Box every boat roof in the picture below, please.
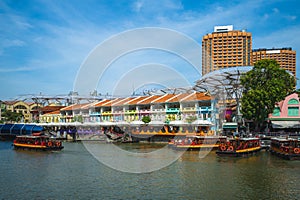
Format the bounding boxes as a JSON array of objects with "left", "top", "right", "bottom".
[
  {"left": 16, "top": 135, "right": 49, "bottom": 139},
  {"left": 271, "top": 137, "right": 299, "bottom": 142},
  {"left": 229, "top": 137, "right": 259, "bottom": 141},
  {"left": 186, "top": 135, "right": 227, "bottom": 139}
]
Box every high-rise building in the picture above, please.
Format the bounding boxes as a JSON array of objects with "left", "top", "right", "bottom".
[
  {"left": 202, "top": 25, "right": 252, "bottom": 75},
  {"left": 252, "top": 48, "right": 296, "bottom": 76}
]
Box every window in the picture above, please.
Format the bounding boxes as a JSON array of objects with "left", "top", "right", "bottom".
[
  {"left": 288, "top": 107, "right": 299, "bottom": 116},
  {"left": 288, "top": 99, "right": 299, "bottom": 105},
  {"left": 272, "top": 107, "right": 280, "bottom": 116}
]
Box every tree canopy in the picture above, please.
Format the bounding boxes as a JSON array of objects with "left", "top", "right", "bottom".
[
  {"left": 1, "top": 110, "right": 23, "bottom": 123},
  {"left": 240, "top": 59, "right": 295, "bottom": 131}
]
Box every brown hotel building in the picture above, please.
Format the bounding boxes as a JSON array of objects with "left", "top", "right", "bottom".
[
  {"left": 202, "top": 25, "right": 252, "bottom": 75},
  {"left": 252, "top": 48, "right": 296, "bottom": 76}
]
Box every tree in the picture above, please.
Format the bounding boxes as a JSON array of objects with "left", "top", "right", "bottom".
[
  {"left": 1, "top": 110, "right": 23, "bottom": 123},
  {"left": 240, "top": 59, "right": 295, "bottom": 131}
]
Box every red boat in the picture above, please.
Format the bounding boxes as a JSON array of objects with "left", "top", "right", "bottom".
[
  {"left": 169, "top": 136, "right": 227, "bottom": 150},
  {"left": 216, "top": 137, "right": 261, "bottom": 157},
  {"left": 269, "top": 137, "right": 300, "bottom": 160},
  {"left": 13, "top": 134, "right": 64, "bottom": 151}
]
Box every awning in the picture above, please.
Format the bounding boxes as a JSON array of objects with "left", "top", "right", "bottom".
[
  {"left": 271, "top": 121, "right": 300, "bottom": 129},
  {"left": 222, "top": 122, "right": 237, "bottom": 129}
]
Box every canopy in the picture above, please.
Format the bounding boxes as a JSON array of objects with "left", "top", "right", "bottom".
[
  {"left": 169, "top": 120, "right": 189, "bottom": 126},
  {"left": 0, "top": 124, "right": 43, "bottom": 135},
  {"left": 130, "top": 121, "right": 145, "bottom": 125},
  {"left": 271, "top": 121, "right": 300, "bottom": 129},
  {"left": 192, "top": 119, "right": 213, "bottom": 126},
  {"left": 222, "top": 122, "right": 238, "bottom": 129}
]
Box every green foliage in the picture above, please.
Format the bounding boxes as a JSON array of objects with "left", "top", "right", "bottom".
[
  {"left": 141, "top": 116, "right": 151, "bottom": 123},
  {"left": 1, "top": 110, "right": 23, "bottom": 122},
  {"left": 240, "top": 59, "right": 295, "bottom": 131}
]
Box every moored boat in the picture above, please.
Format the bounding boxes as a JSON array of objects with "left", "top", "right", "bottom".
[
  {"left": 169, "top": 136, "right": 227, "bottom": 150},
  {"left": 269, "top": 137, "right": 300, "bottom": 160},
  {"left": 216, "top": 137, "right": 261, "bottom": 157},
  {"left": 13, "top": 134, "right": 64, "bottom": 151},
  {"left": 129, "top": 124, "right": 215, "bottom": 143}
]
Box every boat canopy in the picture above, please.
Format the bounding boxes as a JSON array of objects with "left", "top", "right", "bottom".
[{"left": 0, "top": 124, "right": 44, "bottom": 135}]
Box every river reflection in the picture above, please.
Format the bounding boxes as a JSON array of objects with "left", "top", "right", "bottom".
[{"left": 0, "top": 141, "right": 299, "bottom": 200}]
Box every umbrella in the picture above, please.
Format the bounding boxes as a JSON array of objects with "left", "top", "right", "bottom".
[
  {"left": 192, "top": 119, "right": 213, "bottom": 126},
  {"left": 130, "top": 121, "right": 145, "bottom": 125},
  {"left": 169, "top": 120, "right": 188, "bottom": 126}
]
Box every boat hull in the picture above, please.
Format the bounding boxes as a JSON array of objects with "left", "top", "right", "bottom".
[
  {"left": 13, "top": 143, "right": 64, "bottom": 151},
  {"left": 216, "top": 147, "right": 262, "bottom": 157},
  {"left": 170, "top": 144, "right": 219, "bottom": 151},
  {"left": 269, "top": 149, "right": 300, "bottom": 160}
]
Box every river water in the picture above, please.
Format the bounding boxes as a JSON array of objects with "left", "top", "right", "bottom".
[{"left": 0, "top": 141, "right": 299, "bottom": 200}]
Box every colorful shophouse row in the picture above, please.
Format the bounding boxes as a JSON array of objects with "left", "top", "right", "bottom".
[{"left": 39, "top": 92, "right": 213, "bottom": 124}]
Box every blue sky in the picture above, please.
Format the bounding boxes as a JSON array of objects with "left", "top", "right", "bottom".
[{"left": 0, "top": 0, "right": 300, "bottom": 100}]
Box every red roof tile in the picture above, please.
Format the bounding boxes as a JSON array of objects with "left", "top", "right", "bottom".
[
  {"left": 94, "top": 99, "right": 112, "bottom": 107},
  {"left": 44, "top": 110, "right": 61, "bottom": 115},
  {"left": 180, "top": 92, "right": 211, "bottom": 102},
  {"left": 98, "top": 98, "right": 121, "bottom": 107},
  {"left": 112, "top": 97, "right": 135, "bottom": 106},
  {"left": 152, "top": 94, "right": 176, "bottom": 103},
  {"left": 124, "top": 96, "right": 150, "bottom": 105},
  {"left": 40, "top": 106, "right": 65, "bottom": 113},
  {"left": 137, "top": 95, "right": 161, "bottom": 105},
  {"left": 60, "top": 103, "right": 89, "bottom": 111},
  {"left": 166, "top": 93, "right": 191, "bottom": 103}
]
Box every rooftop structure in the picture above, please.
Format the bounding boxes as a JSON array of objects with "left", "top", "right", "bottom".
[
  {"left": 202, "top": 25, "right": 252, "bottom": 75},
  {"left": 252, "top": 47, "right": 296, "bottom": 76}
]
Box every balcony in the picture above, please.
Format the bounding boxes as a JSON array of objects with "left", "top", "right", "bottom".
[
  {"left": 182, "top": 107, "right": 196, "bottom": 112},
  {"left": 139, "top": 109, "right": 151, "bottom": 114},
  {"left": 102, "top": 111, "right": 112, "bottom": 116},
  {"left": 166, "top": 108, "right": 180, "bottom": 113},
  {"left": 90, "top": 112, "right": 101, "bottom": 116},
  {"left": 113, "top": 110, "right": 123, "bottom": 115},
  {"left": 197, "top": 107, "right": 212, "bottom": 113},
  {"left": 124, "top": 110, "right": 136, "bottom": 115},
  {"left": 152, "top": 109, "right": 165, "bottom": 113}
]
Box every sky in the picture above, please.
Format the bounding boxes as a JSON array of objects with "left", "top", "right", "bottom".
[{"left": 0, "top": 0, "right": 300, "bottom": 100}]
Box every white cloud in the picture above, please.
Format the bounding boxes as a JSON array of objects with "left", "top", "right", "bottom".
[
  {"left": 133, "top": 0, "right": 144, "bottom": 12},
  {"left": 0, "top": 66, "right": 36, "bottom": 73}
]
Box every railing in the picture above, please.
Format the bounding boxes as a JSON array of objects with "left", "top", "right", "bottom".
[
  {"left": 102, "top": 111, "right": 112, "bottom": 115},
  {"left": 124, "top": 110, "right": 136, "bottom": 114},
  {"left": 253, "top": 132, "right": 300, "bottom": 138},
  {"left": 152, "top": 109, "right": 165, "bottom": 112},
  {"left": 139, "top": 109, "right": 151, "bottom": 113},
  {"left": 166, "top": 108, "right": 180, "bottom": 113},
  {"left": 182, "top": 107, "right": 196, "bottom": 112},
  {"left": 89, "top": 112, "right": 101, "bottom": 116}
]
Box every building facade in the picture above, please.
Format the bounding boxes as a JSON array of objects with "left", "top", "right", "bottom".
[
  {"left": 269, "top": 93, "right": 300, "bottom": 130},
  {"left": 252, "top": 48, "right": 296, "bottom": 76},
  {"left": 202, "top": 25, "right": 252, "bottom": 75},
  {"left": 58, "top": 92, "right": 213, "bottom": 125},
  {"left": 2, "top": 101, "right": 41, "bottom": 122}
]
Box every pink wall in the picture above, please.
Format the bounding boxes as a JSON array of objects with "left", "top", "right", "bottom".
[{"left": 269, "top": 93, "right": 300, "bottom": 119}]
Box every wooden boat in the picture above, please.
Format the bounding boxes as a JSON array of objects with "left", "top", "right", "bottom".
[
  {"left": 129, "top": 124, "right": 215, "bottom": 142},
  {"left": 13, "top": 134, "right": 64, "bottom": 151},
  {"left": 216, "top": 137, "right": 261, "bottom": 156},
  {"left": 169, "top": 136, "right": 227, "bottom": 150},
  {"left": 269, "top": 137, "right": 300, "bottom": 160}
]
